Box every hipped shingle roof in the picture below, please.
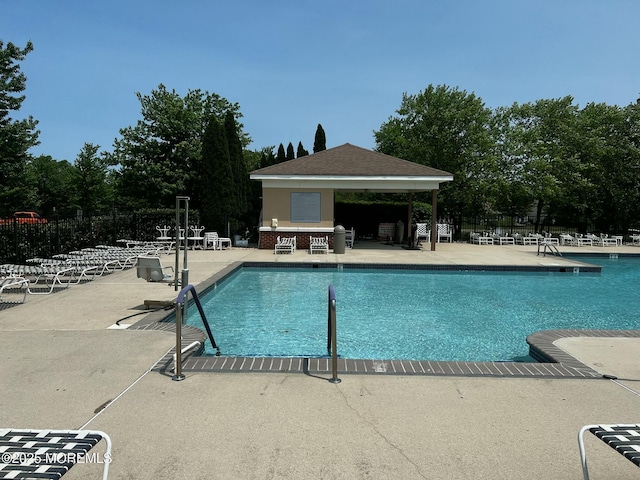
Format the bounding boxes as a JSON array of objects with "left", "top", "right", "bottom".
[{"left": 250, "top": 143, "right": 452, "bottom": 178}]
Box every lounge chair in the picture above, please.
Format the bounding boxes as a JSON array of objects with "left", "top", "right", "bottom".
[
  {"left": 309, "top": 236, "right": 329, "bottom": 254},
  {"left": 0, "top": 264, "right": 75, "bottom": 295},
  {"left": 578, "top": 423, "right": 640, "bottom": 479},
  {"left": 0, "top": 428, "right": 111, "bottom": 479},
  {"left": 274, "top": 236, "right": 296, "bottom": 254},
  {"left": 470, "top": 232, "right": 493, "bottom": 245},
  {"left": 0, "top": 276, "right": 29, "bottom": 304},
  {"left": 415, "top": 223, "right": 430, "bottom": 245},
  {"left": 136, "top": 256, "right": 174, "bottom": 282}
]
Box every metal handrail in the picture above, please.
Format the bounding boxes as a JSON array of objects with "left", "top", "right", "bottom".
[
  {"left": 173, "top": 284, "right": 219, "bottom": 381},
  {"left": 327, "top": 284, "right": 341, "bottom": 383}
]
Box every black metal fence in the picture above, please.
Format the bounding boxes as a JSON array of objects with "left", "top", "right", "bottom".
[
  {"left": 0, "top": 211, "right": 612, "bottom": 264},
  {"left": 0, "top": 211, "right": 198, "bottom": 264},
  {"left": 454, "top": 215, "right": 598, "bottom": 242}
]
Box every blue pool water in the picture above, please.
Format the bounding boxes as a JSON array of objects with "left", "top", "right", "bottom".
[{"left": 186, "top": 256, "right": 640, "bottom": 362}]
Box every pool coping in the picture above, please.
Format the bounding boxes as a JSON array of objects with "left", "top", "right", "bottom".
[{"left": 131, "top": 258, "right": 636, "bottom": 379}]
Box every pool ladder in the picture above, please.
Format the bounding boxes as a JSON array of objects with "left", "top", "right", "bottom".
[
  {"left": 173, "top": 284, "right": 219, "bottom": 381},
  {"left": 537, "top": 241, "right": 562, "bottom": 257}
]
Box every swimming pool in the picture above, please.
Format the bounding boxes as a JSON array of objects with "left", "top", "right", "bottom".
[{"left": 185, "top": 256, "right": 640, "bottom": 362}]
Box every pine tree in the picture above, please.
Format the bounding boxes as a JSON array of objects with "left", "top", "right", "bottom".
[
  {"left": 296, "top": 142, "right": 309, "bottom": 157},
  {"left": 199, "top": 117, "right": 233, "bottom": 233},
  {"left": 313, "top": 124, "right": 326, "bottom": 153},
  {"left": 286, "top": 142, "right": 295, "bottom": 160},
  {"left": 276, "top": 143, "right": 286, "bottom": 163},
  {"left": 224, "top": 111, "right": 248, "bottom": 217}
]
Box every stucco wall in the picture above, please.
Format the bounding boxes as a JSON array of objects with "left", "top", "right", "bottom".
[{"left": 261, "top": 187, "right": 334, "bottom": 228}]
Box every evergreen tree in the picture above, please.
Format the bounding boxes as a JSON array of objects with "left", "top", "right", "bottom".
[
  {"left": 313, "top": 124, "right": 326, "bottom": 152},
  {"left": 286, "top": 142, "right": 295, "bottom": 160},
  {"left": 259, "top": 149, "right": 276, "bottom": 168},
  {"left": 72, "top": 143, "right": 112, "bottom": 215},
  {"left": 297, "top": 141, "right": 309, "bottom": 157},
  {"left": 199, "top": 117, "right": 233, "bottom": 233},
  {"left": 224, "top": 111, "right": 248, "bottom": 217},
  {"left": 0, "top": 40, "right": 40, "bottom": 214},
  {"left": 276, "top": 143, "right": 286, "bottom": 163}
]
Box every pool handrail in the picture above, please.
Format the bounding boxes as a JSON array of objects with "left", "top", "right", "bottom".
[
  {"left": 173, "top": 284, "right": 219, "bottom": 381},
  {"left": 327, "top": 284, "right": 340, "bottom": 384}
]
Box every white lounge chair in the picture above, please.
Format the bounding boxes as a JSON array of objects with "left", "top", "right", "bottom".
[
  {"left": 136, "top": 256, "right": 174, "bottom": 282},
  {"left": 0, "top": 276, "right": 29, "bottom": 304},
  {"left": 274, "top": 236, "right": 296, "bottom": 254},
  {"left": 470, "top": 232, "right": 493, "bottom": 245},
  {"left": 309, "top": 236, "right": 329, "bottom": 254}
]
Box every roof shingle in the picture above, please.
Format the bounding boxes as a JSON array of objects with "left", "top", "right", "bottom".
[{"left": 250, "top": 143, "right": 452, "bottom": 177}]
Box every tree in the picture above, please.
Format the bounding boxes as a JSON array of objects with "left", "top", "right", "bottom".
[
  {"left": 493, "top": 97, "right": 579, "bottom": 231},
  {"left": 258, "top": 148, "right": 276, "bottom": 168},
  {"left": 313, "top": 124, "right": 326, "bottom": 152},
  {"left": 224, "top": 110, "right": 249, "bottom": 223},
  {"left": 296, "top": 141, "right": 309, "bottom": 157},
  {"left": 0, "top": 40, "right": 40, "bottom": 214},
  {"left": 199, "top": 117, "right": 233, "bottom": 233},
  {"left": 27, "top": 155, "right": 76, "bottom": 216},
  {"left": 72, "top": 143, "right": 113, "bottom": 215},
  {"left": 286, "top": 142, "right": 295, "bottom": 160},
  {"left": 109, "top": 84, "right": 246, "bottom": 209},
  {"left": 374, "top": 84, "right": 495, "bottom": 234},
  {"left": 276, "top": 143, "right": 286, "bottom": 163}
]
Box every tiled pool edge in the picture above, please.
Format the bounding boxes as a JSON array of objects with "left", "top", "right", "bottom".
[{"left": 131, "top": 320, "right": 617, "bottom": 380}]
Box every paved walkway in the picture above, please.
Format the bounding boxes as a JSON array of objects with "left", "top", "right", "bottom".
[{"left": 1, "top": 242, "right": 640, "bottom": 479}]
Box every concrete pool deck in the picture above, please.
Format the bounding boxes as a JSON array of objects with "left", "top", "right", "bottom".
[{"left": 2, "top": 241, "right": 640, "bottom": 479}]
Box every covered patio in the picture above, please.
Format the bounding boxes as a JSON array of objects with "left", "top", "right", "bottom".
[{"left": 249, "top": 143, "right": 454, "bottom": 250}]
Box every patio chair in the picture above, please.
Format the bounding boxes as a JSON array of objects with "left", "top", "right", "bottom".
[
  {"left": 0, "top": 428, "right": 111, "bottom": 479},
  {"left": 437, "top": 223, "right": 452, "bottom": 243},
  {"left": 578, "top": 423, "right": 640, "bottom": 480},
  {"left": 274, "top": 236, "right": 296, "bottom": 254},
  {"left": 415, "top": 223, "right": 430, "bottom": 245},
  {"left": 136, "top": 256, "right": 174, "bottom": 282},
  {"left": 345, "top": 227, "right": 355, "bottom": 248},
  {"left": 187, "top": 225, "right": 205, "bottom": 250},
  {"left": 309, "top": 236, "right": 329, "bottom": 254},
  {"left": 203, "top": 232, "right": 232, "bottom": 250},
  {"left": 156, "top": 225, "right": 171, "bottom": 241}
]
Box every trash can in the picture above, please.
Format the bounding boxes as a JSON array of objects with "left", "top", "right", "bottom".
[
  {"left": 395, "top": 220, "right": 404, "bottom": 244},
  {"left": 333, "top": 225, "right": 346, "bottom": 254}
]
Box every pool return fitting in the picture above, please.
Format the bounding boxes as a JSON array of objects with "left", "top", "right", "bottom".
[{"left": 326, "top": 284, "right": 341, "bottom": 384}]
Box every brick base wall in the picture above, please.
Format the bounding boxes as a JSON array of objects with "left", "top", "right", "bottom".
[{"left": 259, "top": 231, "right": 335, "bottom": 250}]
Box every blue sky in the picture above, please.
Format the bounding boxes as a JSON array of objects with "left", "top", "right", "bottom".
[{"left": 3, "top": 0, "right": 639, "bottom": 162}]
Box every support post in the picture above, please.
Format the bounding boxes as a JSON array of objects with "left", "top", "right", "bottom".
[
  {"left": 172, "top": 300, "right": 185, "bottom": 381},
  {"left": 431, "top": 190, "right": 438, "bottom": 251}
]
